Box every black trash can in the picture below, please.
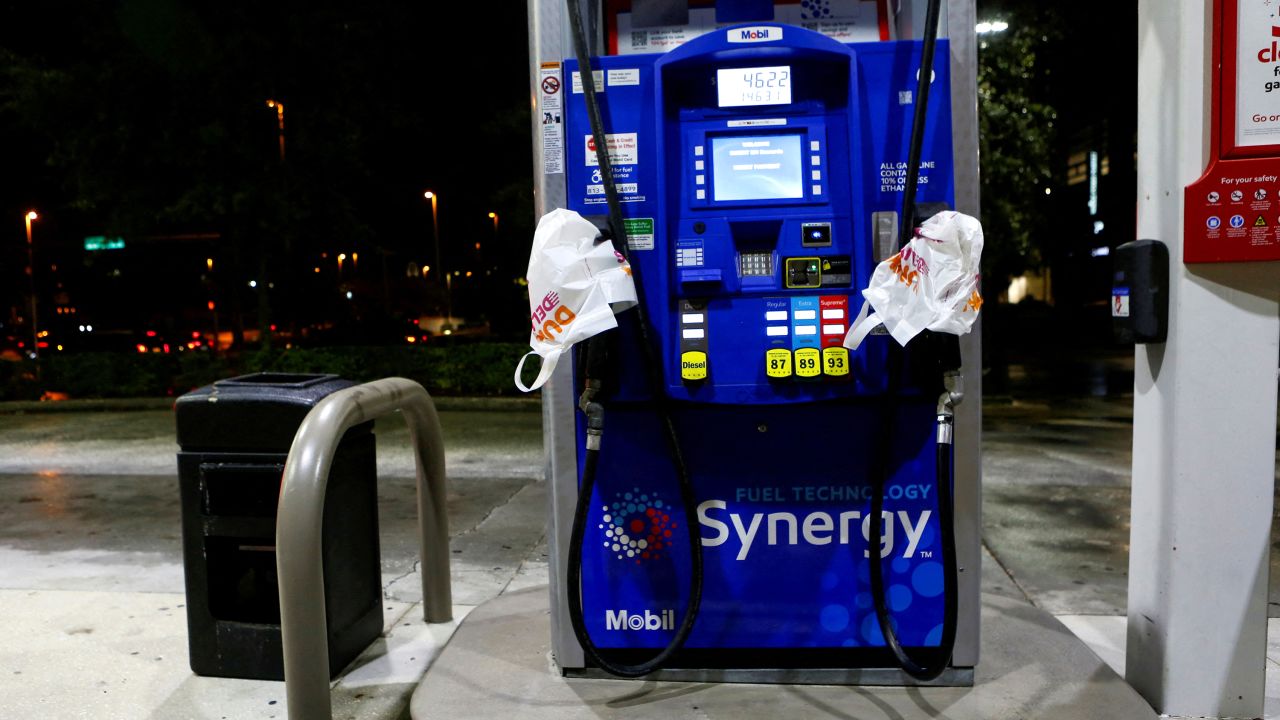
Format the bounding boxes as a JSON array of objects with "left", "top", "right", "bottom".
[{"left": 174, "top": 372, "right": 383, "bottom": 681}]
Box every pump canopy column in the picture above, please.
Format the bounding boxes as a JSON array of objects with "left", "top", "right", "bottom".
[{"left": 1127, "top": 0, "right": 1280, "bottom": 716}]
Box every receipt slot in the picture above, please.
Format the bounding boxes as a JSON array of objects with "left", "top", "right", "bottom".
[{"left": 541, "top": 19, "right": 978, "bottom": 684}]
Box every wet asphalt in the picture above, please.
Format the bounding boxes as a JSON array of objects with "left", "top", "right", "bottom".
[
  {"left": 0, "top": 352, "right": 1276, "bottom": 719},
  {"left": 0, "top": 355, "right": 1275, "bottom": 617}
]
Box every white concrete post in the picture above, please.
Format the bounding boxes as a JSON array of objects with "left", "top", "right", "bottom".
[{"left": 1128, "top": 1, "right": 1280, "bottom": 717}]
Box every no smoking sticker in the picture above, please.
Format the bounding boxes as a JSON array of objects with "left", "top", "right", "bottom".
[{"left": 538, "top": 64, "right": 564, "bottom": 175}]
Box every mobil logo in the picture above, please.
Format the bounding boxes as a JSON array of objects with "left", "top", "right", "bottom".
[
  {"left": 605, "top": 608, "right": 675, "bottom": 632},
  {"left": 728, "top": 25, "right": 783, "bottom": 43}
]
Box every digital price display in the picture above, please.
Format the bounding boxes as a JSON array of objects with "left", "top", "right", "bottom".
[
  {"left": 717, "top": 65, "right": 792, "bottom": 107},
  {"left": 711, "top": 134, "right": 804, "bottom": 201}
]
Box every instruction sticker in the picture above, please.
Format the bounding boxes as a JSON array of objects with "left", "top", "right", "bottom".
[
  {"left": 675, "top": 238, "right": 704, "bottom": 267},
  {"left": 879, "top": 159, "right": 936, "bottom": 193},
  {"left": 571, "top": 70, "right": 605, "bottom": 93},
  {"left": 623, "top": 217, "right": 655, "bottom": 251},
  {"left": 538, "top": 63, "right": 564, "bottom": 175},
  {"left": 727, "top": 118, "right": 788, "bottom": 128},
  {"left": 607, "top": 69, "right": 640, "bottom": 87}
]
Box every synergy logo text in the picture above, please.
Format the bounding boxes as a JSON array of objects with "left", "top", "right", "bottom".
[{"left": 698, "top": 500, "right": 933, "bottom": 561}]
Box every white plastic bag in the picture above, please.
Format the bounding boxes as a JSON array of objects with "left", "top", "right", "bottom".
[
  {"left": 514, "top": 209, "right": 637, "bottom": 392},
  {"left": 844, "top": 210, "right": 984, "bottom": 350}
]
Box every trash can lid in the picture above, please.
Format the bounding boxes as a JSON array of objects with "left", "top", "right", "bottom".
[{"left": 175, "top": 373, "right": 362, "bottom": 451}]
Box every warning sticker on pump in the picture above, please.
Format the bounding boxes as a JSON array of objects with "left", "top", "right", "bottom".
[
  {"left": 571, "top": 70, "right": 604, "bottom": 93},
  {"left": 539, "top": 63, "right": 564, "bottom": 175},
  {"left": 585, "top": 133, "right": 638, "bottom": 166},
  {"left": 879, "top": 159, "right": 935, "bottom": 194}
]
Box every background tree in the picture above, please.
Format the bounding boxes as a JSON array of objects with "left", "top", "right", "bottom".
[{"left": 976, "top": 6, "right": 1061, "bottom": 287}]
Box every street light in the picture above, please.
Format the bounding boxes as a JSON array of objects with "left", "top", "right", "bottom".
[
  {"left": 424, "top": 191, "right": 441, "bottom": 273},
  {"left": 24, "top": 210, "right": 39, "bottom": 359},
  {"left": 266, "top": 99, "right": 286, "bottom": 161},
  {"left": 488, "top": 211, "right": 499, "bottom": 232},
  {"left": 975, "top": 20, "right": 1009, "bottom": 34},
  {"left": 424, "top": 190, "right": 453, "bottom": 325}
]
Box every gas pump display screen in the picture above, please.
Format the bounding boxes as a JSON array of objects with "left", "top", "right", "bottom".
[
  {"left": 711, "top": 134, "right": 805, "bottom": 201},
  {"left": 716, "top": 66, "right": 792, "bottom": 107}
]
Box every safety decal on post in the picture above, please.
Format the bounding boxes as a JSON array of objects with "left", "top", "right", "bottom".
[{"left": 539, "top": 63, "right": 564, "bottom": 175}]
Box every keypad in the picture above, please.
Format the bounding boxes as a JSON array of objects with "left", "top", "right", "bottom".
[{"left": 739, "top": 252, "right": 773, "bottom": 277}]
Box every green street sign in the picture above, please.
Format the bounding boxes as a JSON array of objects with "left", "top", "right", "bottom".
[{"left": 84, "top": 236, "right": 125, "bottom": 251}]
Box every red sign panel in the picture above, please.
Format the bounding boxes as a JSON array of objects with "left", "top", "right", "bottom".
[{"left": 1185, "top": 0, "right": 1280, "bottom": 262}]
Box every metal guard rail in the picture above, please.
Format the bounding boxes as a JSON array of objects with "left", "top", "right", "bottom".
[{"left": 276, "top": 378, "right": 452, "bottom": 719}]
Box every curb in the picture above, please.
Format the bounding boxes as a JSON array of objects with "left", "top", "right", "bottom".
[{"left": 0, "top": 395, "right": 543, "bottom": 415}]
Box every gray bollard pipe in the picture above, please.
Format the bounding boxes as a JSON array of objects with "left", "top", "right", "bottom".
[{"left": 276, "top": 377, "right": 452, "bottom": 720}]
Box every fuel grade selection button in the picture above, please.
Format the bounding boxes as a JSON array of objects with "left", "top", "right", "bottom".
[
  {"left": 680, "top": 351, "right": 708, "bottom": 382},
  {"left": 822, "top": 346, "right": 850, "bottom": 377},
  {"left": 765, "top": 348, "right": 792, "bottom": 378},
  {"left": 794, "top": 347, "right": 821, "bottom": 378}
]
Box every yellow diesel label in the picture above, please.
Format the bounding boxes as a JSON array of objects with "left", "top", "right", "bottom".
[
  {"left": 681, "top": 351, "right": 708, "bottom": 381},
  {"left": 822, "top": 346, "right": 850, "bottom": 377},
  {"left": 794, "top": 347, "right": 821, "bottom": 378},
  {"left": 765, "top": 348, "right": 792, "bottom": 378}
]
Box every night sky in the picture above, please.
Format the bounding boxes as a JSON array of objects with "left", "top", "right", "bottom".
[
  {"left": 1, "top": 1, "right": 535, "bottom": 342},
  {"left": 1, "top": 1, "right": 1137, "bottom": 348}
]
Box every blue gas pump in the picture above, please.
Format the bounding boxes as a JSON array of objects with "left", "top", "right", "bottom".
[{"left": 548, "top": 2, "right": 974, "bottom": 684}]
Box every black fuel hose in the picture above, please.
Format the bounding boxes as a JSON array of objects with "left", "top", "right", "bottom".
[
  {"left": 865, "top": 0, "right": 961, "bottom": 681},
  {"left": 562, "top": 0, "right": 704, "bottom": 678},
  {"left": 867, "top": 351, "right": 959, "bottom": 680}
]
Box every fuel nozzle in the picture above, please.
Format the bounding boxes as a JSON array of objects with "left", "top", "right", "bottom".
[
  {"left": 924, "top": 332, "right": 963, "bottom": 446},
  {"left": 582, "top": 214, "right": 624, "bottom": 255},
  {"left": 936, "top": 367, "right": 963, "bottom": 446},
  {"left": 577, "top": 329, "right": 619, "bottom": 451},
  {"left": 579, "top": 387, "right": 605, "bottom": 451}
]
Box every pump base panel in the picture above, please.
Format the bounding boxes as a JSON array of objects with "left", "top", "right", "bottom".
[
  {"left": 409, "top": 585, "right": 1155, "bottom": 720},
  {"left": 564, "top": 666, "right": 973, "bottom": 686}
]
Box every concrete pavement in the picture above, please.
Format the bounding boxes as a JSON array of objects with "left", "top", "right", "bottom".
[{"left": 0, "top": 362, "right": 1277, "bottom": 718}]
